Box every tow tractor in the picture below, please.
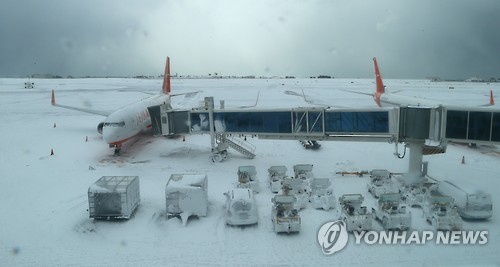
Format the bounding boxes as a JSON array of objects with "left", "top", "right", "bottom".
[
  {"left": 372, "top": 193, "right": 412, "bottom": 230},
  {"left": 339, "top": 194, "right": 372, "bottom": 232},
  {"left": 271, "top": 195, "right": 301, "bottom": 233}
]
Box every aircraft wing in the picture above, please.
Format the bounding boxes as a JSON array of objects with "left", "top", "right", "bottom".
[
  {"left": 170, "top": 90, "right": 203, "bottom": 98},
  {"left": 51, "top": 90, "right": 111, "bottom": 116},
  {"left": 341, "top": 89, "right": 373, "bottom": 96}
]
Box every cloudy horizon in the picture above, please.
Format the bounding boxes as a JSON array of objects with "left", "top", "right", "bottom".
[{"left": 1, "top": 0, "right": 500, "bottom": 79}]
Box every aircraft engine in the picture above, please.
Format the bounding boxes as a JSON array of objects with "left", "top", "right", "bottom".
[{"left": 97, "top": 122, "right": 104, "bottom": 134}]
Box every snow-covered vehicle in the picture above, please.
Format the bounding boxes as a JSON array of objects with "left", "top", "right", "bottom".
[
  {"left": 165, "top": 174, "right": 208, "bottom": 226},
  {"left": 437, "top": 180, "right": 492, "bottom": 220},
  {"left": 271, "top": 195, "right": 301, "bottom": 233},
  {"left": 400, "top": 181, "right": 437, "bottom": 208},
  {"left": 268, "top": 166, "right": 288, "bottom": 193},
  {"left": 237, "top": 165, "right": 260, "bottom": 193},
  {"left": 224, "top": 188, "right": 258, "bottom": 226},
  {"left": 293, "top": 164, "right": 314, "bottom": 180},
  {"left": 339, "top": 194, "right": 372, "bottom": 232},
  {"left": 309, "top": 178, "right": 336, "bottom": 210},
  {"left": 423, "top": 191, "right": 463, "bottom": 231},
  {"left": 293, "top": 164, "right": 314, "bottom": 194},
  {"left": 367, "top": 169, "right": 398, "bottom": 198},
  {"left": 280, "top": 178, "right": 308, "bottom": 210},
  {"left": 372, "top": 193, "right": 411, "bottom": 230}
]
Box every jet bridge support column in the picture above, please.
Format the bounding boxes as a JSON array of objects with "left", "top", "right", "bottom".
[
  {"left": 205, "top": 97, "right": 228, "bottom": 162},
  {"left": 207, "top": 97, "right": 215, "bottom": 151},
  {"left": 404, "top": 141, "right": 425, "bottom": 185},
  {"left": 398, "top": 107, "right": 431, "bottom": 185}
]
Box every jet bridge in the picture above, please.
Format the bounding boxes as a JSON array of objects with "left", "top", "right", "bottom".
[
  {"left": 148, "top": 97, "right": 500, "bottom": 183},
  {"left": 149, "top": 99, "right": 398, "bottom": 142}
]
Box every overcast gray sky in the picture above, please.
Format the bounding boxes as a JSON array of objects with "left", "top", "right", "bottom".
[{"left": 1, "top": 0, "right": 500, "bottom": 79}]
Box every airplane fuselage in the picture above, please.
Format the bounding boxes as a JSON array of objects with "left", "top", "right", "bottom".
[{"left": 102, "top": 94, "right": 170, "bottom": 146}]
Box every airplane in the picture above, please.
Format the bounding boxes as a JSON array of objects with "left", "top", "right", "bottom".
[
  {"left": 355, "top": 57, "right": 495, "bottom": 108},
  {"left": 52, "top": 57, "right": 174, "bottom": 155}
]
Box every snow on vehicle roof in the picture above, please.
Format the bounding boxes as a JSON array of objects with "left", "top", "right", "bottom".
[
  {"left": 370, "top": 169, "right": 391, "bottom": 177},
  {"left": 379, "top": 193, "right": 400, "bottom": 202},
  {"left": 238, "top": 165, "right": 257, "bottom": 174},
  {"left": 167, "top": 174, "right": 207, "bottom": 188},
  {"left": 268, "top": 165, "right": 287, "bottom": 174},
  {"left": 230, "top": 188, "right": 253, "bottom": 200},
  {"left": 341, "top": 194, "right": 364, "bottom": 203},
  {"left": 310, "top": 178, "right": 331, "bottom": 190},
  {"left": 89, "top": 176, "right": 138, "bottom": 193},
  {"left": 293, "top": 164, "right": 313, "bottom": 172}
]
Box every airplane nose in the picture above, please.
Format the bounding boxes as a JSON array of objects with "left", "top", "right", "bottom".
[{"left": 102, "top": 126, "right": 121, "bottom": 144}]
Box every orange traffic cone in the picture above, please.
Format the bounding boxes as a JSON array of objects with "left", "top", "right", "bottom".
[
  {"left": 50, "top": 149, "right": 54, "bottom": 156},
  {"left": 461, "top": 156, "right": 465, "bottom": 164}
]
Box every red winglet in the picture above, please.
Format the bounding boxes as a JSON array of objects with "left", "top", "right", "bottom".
[
  {"left": 162, "top": 57, "right": 171, "bottom": 94},
  {"left": 490, "top": 90, "right": 495, "bottom": 106}
]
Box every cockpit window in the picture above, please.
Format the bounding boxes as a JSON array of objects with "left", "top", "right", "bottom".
[{"left": 103, "top": 121, "right": 125, "bottom": 127}]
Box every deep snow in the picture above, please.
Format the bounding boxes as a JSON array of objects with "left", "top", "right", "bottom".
[{"left": 0, "top": 77, "right": 499, "bottom": 266}]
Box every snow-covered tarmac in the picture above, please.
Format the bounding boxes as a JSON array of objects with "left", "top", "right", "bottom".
[{"left": 0, "top": 78, "right": 498, "bottom": 266}]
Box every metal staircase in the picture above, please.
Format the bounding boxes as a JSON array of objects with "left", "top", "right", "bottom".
[{"left": 216, "top": 134, "right": 256, "bottom": 159}]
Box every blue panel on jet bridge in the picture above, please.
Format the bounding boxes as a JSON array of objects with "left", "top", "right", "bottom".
[
  {"left": 445, "top": 109, "right": 500, "bottom": 142},
  {"left": 190, "top": 111, "right": 293, "bottom": 133},
  {"left": 324, "top": 111, "right": 389, "bottom": 133}
]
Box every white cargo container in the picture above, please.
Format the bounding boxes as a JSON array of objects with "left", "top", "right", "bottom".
[
  {"left": 438, "top": 180, "right": 492, "bottom": 219},
  {"left": 88, "top": 176, "right": 140, "bottom": 220},
  {"left": 166, "top": 174, "right": 208, "bottom": 225}
]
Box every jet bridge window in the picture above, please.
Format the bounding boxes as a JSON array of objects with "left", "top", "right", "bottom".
[
  {"left": 445, "top": 110, "right": 468, "bottom": 139},
  {"left": 103, "top": 121, "right": 125, "bottom": 127},
  {"left": 468, "top": 112, "right": 492, "bottom": 141},
  {"left": 214, "top": 112, "right": 292, "bottom": 133},
  {"left": 492, "top": 113, "right": 500, "bottom": 142},
  {"left": 324, "top": 111, "right": 389, "bottom": 133}
]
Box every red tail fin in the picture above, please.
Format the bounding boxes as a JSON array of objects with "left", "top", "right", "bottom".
[
  {"left": 162, "top": 57, "right": 171, "bottom": 94},
  {"left": 373, "top": 57, "right": 385, "bottom": 94},
  {"left": 490, "top": 90, "right": 495, "bottom": 105},
  {"left": 373, "top": 57, "right": 385, "bottom": 107},
  {"left": 51, "top": 89, "right": 56, "bottom": 105}
]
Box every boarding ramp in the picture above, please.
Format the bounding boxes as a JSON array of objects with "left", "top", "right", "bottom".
[{"left": 216, "top": 134, "right": 256, "bottom": 159}]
